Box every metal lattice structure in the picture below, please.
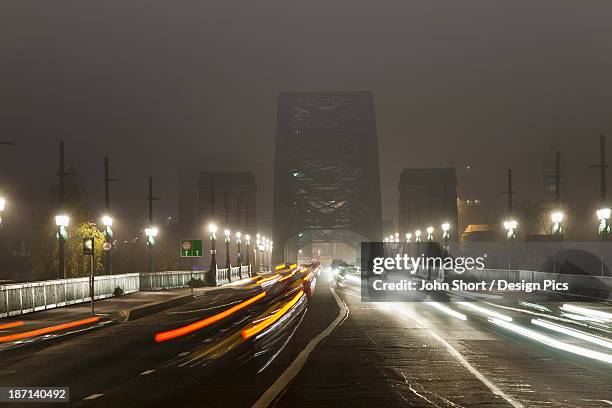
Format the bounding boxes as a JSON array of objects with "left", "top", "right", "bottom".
[{"left": 273, "top": 91, "right": 382, "bottom": 262}]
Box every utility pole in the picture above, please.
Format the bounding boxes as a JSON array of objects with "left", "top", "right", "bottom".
[
  {"left": 590, "top": 134, "right": 608, "bottom": 206},
  {"left": 546, "top": 151, "right": 562, "bottom": 206},
  {"left": 146, "top": 177, "right": 160, "bottom": 273},
  {"left": 501, "top": 168, "right": 514, "bottom": 215},
  {"left": 103, "top": 156, "right": 118, "bottom": 275},
  {"left": 57, "top": 141, "right": 75, "bottom": 279}
]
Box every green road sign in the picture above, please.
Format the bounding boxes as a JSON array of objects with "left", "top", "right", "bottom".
[{"left": 180, "top": 239, "right": 203, "bottom": 257}]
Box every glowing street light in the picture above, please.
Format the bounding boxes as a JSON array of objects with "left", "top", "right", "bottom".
[
  {"left": 0, "top": 197, "right": 6, "bottom": 229},
  {"left": 551, "top": 211, "right": 564, "bottom": 236},
  {"left": 236, "top": 231, "right": 243, "bottom": 277},
  {"left": 55, "top": 214, "right": 70, "bottom": 279},
  {"left": 426, "top": 226, "right": 434, "bottom": 241},
  {"left": 245, "top": 234, "right": 251, "bottom": 271},
  {"left": 224, "top": 228, "right": 231, "bottom": 273},
  {"left": 208, "top": 223, "right": 218, "bottom": 281},
  {"left": 394, "top": 232, "right": 400, "bottom": 243},
  {"left": 441, "top": 222, "right": 450, "bottom": 242},
  {"left": 101, "top": 214, "right": 114, "bottom": 275},
  {"left": 597, "top": 208, "right": 611, "bottom": 236},
  {"left": 145, "top": 227, "right": 158, "bottom": 246},
  {"left": 503, "top": 219, "right": 518, "bottom": 241},
  {"left": 415, "top": 230, "right": 422, "bottom": 243},
  {"left": 405, "top": 232, "right": 412, "bottom": 243}
]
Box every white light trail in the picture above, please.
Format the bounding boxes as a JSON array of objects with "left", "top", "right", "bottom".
[
  {"left": 458, "top": 302, "right": 512, "bottom": 322},
  {"left": 490, "top": 318, "right": 612, "bottom": 364},
  {"left": 561, "top": 305, "right": 612, "bottom": 322},
  {"left": 426, "top": 302, "right": 467, "bottom": 321},
  {"left": 531, "top": 319, "right": 612, "bottom": 350}
]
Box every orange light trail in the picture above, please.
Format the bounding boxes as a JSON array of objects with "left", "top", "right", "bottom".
[
  {"left": 154, "top": 291, "right": 267, "bottom": 343},
  {"left": 0, "top": 321, "right": 25, "bottom": 330},
  {"left": 0, "top": 317, "right": 99, "bottom": 343},
  {"left": 242, "top": 290, "right": 305, "bottom": 340},
  {"left": 256, "top": 274, "right": 280, "bottom": 285}
]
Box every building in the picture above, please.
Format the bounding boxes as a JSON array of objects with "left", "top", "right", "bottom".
[
  {"left": 197, "top": 171, "right": 257, "bottom": 235},
  {"left": 398, "top": 167, "right": 458, "bottom": 241}
]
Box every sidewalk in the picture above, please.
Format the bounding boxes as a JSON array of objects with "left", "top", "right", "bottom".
[{"left": 0, "top": 277, "right": 257, "bottom": 349}]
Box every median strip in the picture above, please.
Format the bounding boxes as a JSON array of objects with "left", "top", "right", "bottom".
[
  {"left": 0, "top": 317, "right": 100, "bottom": 343},
  {"left": 154, "top": 291, "right": 267, "bottom": 343}
]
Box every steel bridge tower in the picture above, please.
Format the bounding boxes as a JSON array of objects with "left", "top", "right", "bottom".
[{"left": 272, "top": 91, "right": 382, "bottom": 263}]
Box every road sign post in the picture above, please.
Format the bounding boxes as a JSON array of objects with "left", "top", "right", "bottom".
[
  {"left": 180, "top": 240, "right": 203, "bottom": 292},
  {"left": 83, "top": 237, "right": 95, "bottom": 316}
]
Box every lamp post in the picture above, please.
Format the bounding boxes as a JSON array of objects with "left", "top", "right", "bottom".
[
  {"left": 270, "top": 241, "right": 274, "bottom": 268},
  {"left": 597, "top": 208, "right": 610, "bottom": 276},
  {"left": 245, "top": 234, "right": 251, "bottom": 275},
  {"left": 394, "top": 232, "right": 400, "bottom": 243},
  {"left": 236, "top": 231, "right": 242, "bottom": 278},
  {"left": 55, "top": 214, "right": 69, "bottom": 279},
  {"left": 208, "top": 223, "right": 218, "bottom": 285},
  {"left": 405, "top": 232, "right": 412, "bottom": 243},
  {"left": 426, "top": 226, "right": 434, "bottom": 242},
  {"left": 441, "top": 223, "right": 450, "bottom": 243},
  {"left": 503, "top": 219, "right": 517, "bottom": 270},
  {"left": 0, "top": 197, "right": 5, "bottom": 230},
  {"left": 551, "top": 211, "right": 564, "bottom": 237},
  {"left": 256, "top": 233, "right": 261, "bottom": 272},
  {"left": 145, "top": 227, "right": 158, "bottom": 273},
  {"left": 414, "top": 230, "right": 422, "bottom": 243},
  {"left": 102, "top": 215, "right": 113, "bottom": 275},
  {"left": 224, "top": 229, "right": 231, "bottom": 280}
]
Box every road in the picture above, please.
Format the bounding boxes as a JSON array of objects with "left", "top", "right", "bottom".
[{"left": 0, "top": 266, "right": 610, "bottom": 407}]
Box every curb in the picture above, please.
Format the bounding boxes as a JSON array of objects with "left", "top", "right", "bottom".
[{"left": 119, "top": 294, "right": 195, "bottom": 321}]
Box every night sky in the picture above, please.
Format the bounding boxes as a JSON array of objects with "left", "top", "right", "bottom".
[{"left": 1, "top": 1, "right": 611, "bottom": 237}]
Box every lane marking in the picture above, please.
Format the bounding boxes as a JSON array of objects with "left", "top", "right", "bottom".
[
  {"left": 252, "top": 282, "right": 349, "bottom": 408},
  {"left": 140, "top": 369, "right": 156, "bottom": 375},
  {"left": 83, "top": 393, "right": 104, "bottom": 400},
  {"left": 178, "top": 352, "right": 190, "bottom": 357},
  {"left": 391, "top": 306, "right": 523, "bottom": 408}
]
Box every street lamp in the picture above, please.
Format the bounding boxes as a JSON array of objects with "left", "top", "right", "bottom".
[
  {"left": 551, "top": 211, "right": 564, "bottom": 236},
  {"left": 245, "top": 234, "right": 251, "bottom": 275},
  {"left": 55, "top": 214, "right": 70, "bottom": 279},
  {"left": 405, "top": 232, "right": 412, "bottom": 243},
  {"left": 224, "top": 229, "right": 231, "bottom": 275},
  {"left": 236, "top": 231, "right": 242, "bottom": 278},
  {"left": 102, "top": 215, "right": 114, "bottom": 275},
  {"left": 441, "top": 222, "right": 450, "bottom": 243},
  {"left": 208, "top": 223, "right": 218, "bottom": 284},
  {"left": 256, "top": 233, "right": 261, "bottom": 271},
  {"left": 145, "top": 226, "right": 158, "bottom": 273},
  {"left": 414, "top": 230, "right": 422, "bottom": 243},
  {"left": 503, "top": 220, "right": 518, "bottom": 241},
  {"left": 426, "top": 226, "right": 434, "bottom": 242},
  {"left": 270, "top": 241, "right": 274, "bottom": 267},
  {"left": 394, "top": 232, "right": 400, "bottom": 243},
  {"left": 0, "top": 196, "right": 5, "bottom": 229},
  {"left": 597, "top": 208, "right": 611, "bottom": 236}
]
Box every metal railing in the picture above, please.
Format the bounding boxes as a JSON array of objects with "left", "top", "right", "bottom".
[
  {"left": 0, "top": 273, "right": 139, "bottom": 318},
  {"left": 0, "top": 266, "right": 259, "bottom": 318}
]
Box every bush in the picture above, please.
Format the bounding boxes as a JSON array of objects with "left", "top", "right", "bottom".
[{"left": 113, "top": 286, "right": 124, "bottom": 296}]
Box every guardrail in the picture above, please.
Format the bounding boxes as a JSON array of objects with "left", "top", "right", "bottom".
[
  {"left": 0, "top": 273, "right": 139, "bottom": 318},
  {"left": 0, "top": 266, "right": 259, "bottom": 318}
]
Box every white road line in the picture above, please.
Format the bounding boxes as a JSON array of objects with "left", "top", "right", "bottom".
[
  {"left": 140, "top": 369, "right": 156, "bottom": 375},
  {"left": 178, "top": 352, "right": 190, "bottom": 357},
  {"left": 83, "top": 393, "right": 104, "bottom": 400},
  {"left": 251, "top": 283, "right": 349, "bottom": 408},
  {"left": 405, "top": 312, "right": 524, "bottom": 408}
]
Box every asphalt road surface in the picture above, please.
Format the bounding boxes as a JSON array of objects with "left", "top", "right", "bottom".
[{"left": 0, "top": 266, "right": 610, "bottom": 407}]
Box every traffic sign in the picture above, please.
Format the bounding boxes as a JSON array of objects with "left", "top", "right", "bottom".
[
  {"left": 83, "top": 237, "right": 94, "bottom": 256},
  {"left": 103, "top": 242, "right": 113, "bottom": 252},
  {"left": 180, "top": 239, "right": 203, "bottom": 257}
]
